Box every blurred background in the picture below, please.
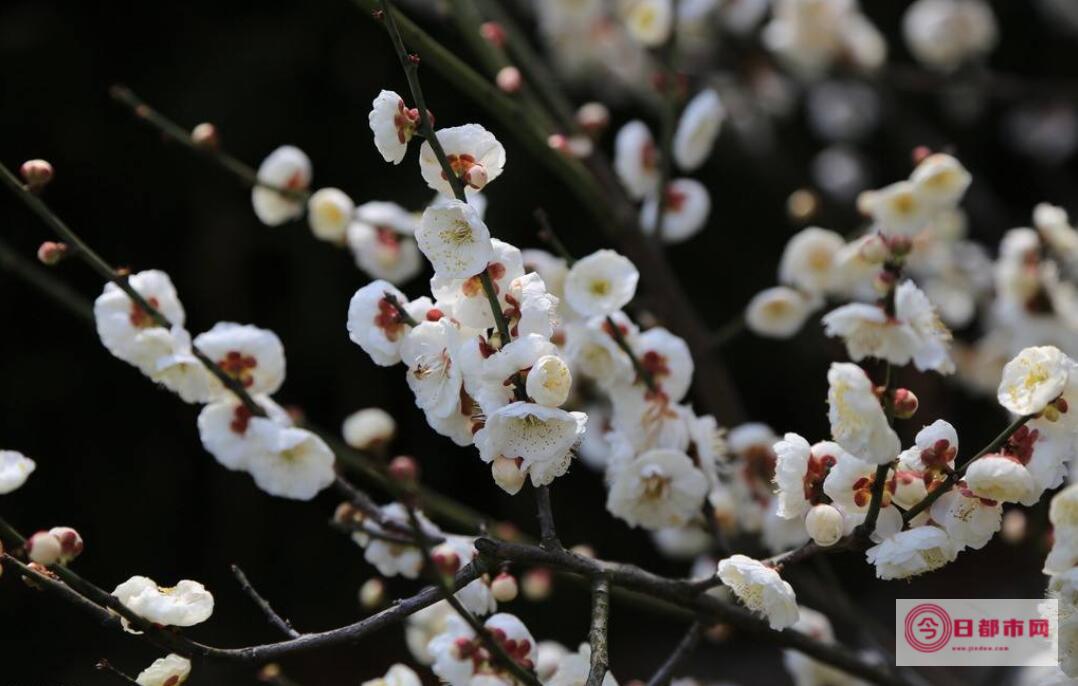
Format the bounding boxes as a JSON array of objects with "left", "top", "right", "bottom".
[{"left": 0, "top": 0, "right": 1076, "bottom": 683}]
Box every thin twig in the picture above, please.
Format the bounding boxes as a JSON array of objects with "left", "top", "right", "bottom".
[
  {"left": 586, "top": 576, "right": 611, "bottom": 686},
  {"left": 96, "top": 659, "right": 141, "bottom": 685},
  {"left": 645, "top": 622, "right": 702, "bottom": 686},
  {"left": 231, "top": 565, "right": 300, "bottom": 638},
  {"left": 534, "top": 484, "right": 561, "bottom": 549}
]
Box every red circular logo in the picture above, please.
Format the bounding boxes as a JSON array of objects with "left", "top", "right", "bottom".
[{"left": 905, "top": 603, "right": 952, "bottom": 653}]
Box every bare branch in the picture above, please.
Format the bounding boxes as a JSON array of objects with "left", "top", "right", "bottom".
[
  {"left": 646, "top": 622, "right": 702, "bottom": 686},
  {"left": 231, "top": 565, "right": 300, "bottom": 638},
  {"left": 586, "top": 576, "right": 611, "bottom": 686}
]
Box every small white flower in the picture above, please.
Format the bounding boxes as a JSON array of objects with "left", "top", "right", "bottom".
[
  {"left": 673, "top": 89, "right": 724, "bottom": 172},
  {"left": 347, "top": 281, "right": 422, "bottom": 366},
  {"left": 779, "top": 227, "right": 845, "bottom": 295},
  {"left": 342, "top": 408, "right": 397, "bottom": 451},
  {"left": 305, "top": 187, "right": 355, "bottom": 244},
  {"left": 867, "top": 181, "right": 932, "bottom": 237},
  {"left": 401, "top": 319, "right": 465, "bottom": 420},
  {"left": 827, "top": 363, "right": 900, "bottom": 465},
  {"left": 347, "top": 222, "right": 423, "bottom": 284},
  {"left": 865, "top": 526, "right": 959, "bottom": 580},
  {"left": 900, "top": 419, "right": 959, "bottom": 473},
  {"left": 417, "top": 200, "right": 494, "bottom": 278},
  {"left": 930, "top": 487, "right": 1001, "bottom": 550},
  {"left": 193, "top": 322, "right": 286, "bottom": 399},
  {"left": 607, "top": 448, "right": 709, "bottom": 529},
  {"left": 632, "top": 327, "right": 694, "bottom": 402},
  {"left": 565, "top": 313, "right": 637, "bottom": 387},
  {"left": 564, "top": 250, "right": 639, "bottom": 317},
  {"left": 822, "top": 452, "right": 902, "bottom": 539},
  {"left": 369, "top": 90, "right": 420, "bottom": 165},
  {"left": 438, "top": 535, "right": 497, "bottom": 616},
  {"left": 406, "top": 601, "right": 452, "bottom": 664},
  {"left": 419, "top": 124, "right": 506, "bottom": 196},
  {"left": 640, "top": 179, "right": 711, "bottom": 244},
  {"left": 428, "top": 612, "right": 537, "bottom": 686},
  {"left": 112, "top": 576, "right": 214, "bottom": 629},
  {"left": 997, "top": 346, "right": 1073, "bottom": 416},
  {"left": 252, "top": 146, "right": 311, "bottom": 226},
  {"left": 362, "top": 664, "right": 422, "bottom": 686},
  {"left": 243, "top": 422, "right": 336, "bottom": 500},
  {"left": 964, "top": 454, "right": 1037, "bottom": 504},
  {"left": 614, "top": 120, "right": 659, "bottom": 200},
  {"left": 623, "top": 0, "right": 673, "bottom": 46},
  {"left": 745, "top": 287, "right": 820, "bottom": 339},
  {"left": 717, "top": 554, "right": 799, "bottom": 629},
  {"left": 94, "top": 269, "right": 187, "bottom": 372},
  {"left": 197, "top": 395, "right": 291, "bottom": 471},
  {"left": 508, "top": 272, "right": 560, "bottom": 339},
  {"left": 903, "top": 0, "right": 997, "bottom": 73},
  {"left": 773, "top": 435, "right": 843, "bottom": 519},
  {"left": 431, "top": 239, "right": 524, "bottom": 330},
  {"left": 354, "top": 503, "right": 441, "bottom": 579},
  {"left": 526, "top": 354, "right": 573, "bottom": 407},
  {"left": 136, "top": 654, "right": 191, "bottom": 686},
  {"left": 475, "top": 402, "right": 587, "bottom": 493},
  {"left": 0, "top": 450, "right": 35, "bottom": 494},
  {"left": 910, "top": 153, "right": 972, "bottom": 209}
]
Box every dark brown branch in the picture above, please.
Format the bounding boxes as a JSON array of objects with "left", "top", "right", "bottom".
[
  {"left": 534, "top": 484, "right": 561, "bottom": 549},
  {"left": 231, "top": 565, "right": 300, "bottom": 638},
  {"left": 645, "top": 622, "right": 702, "bottom": 686},
  {"left": 95, "top": 659, "right": 141, "bottom": 685}
]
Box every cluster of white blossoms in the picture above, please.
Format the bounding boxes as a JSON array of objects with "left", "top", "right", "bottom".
[
  {"left": 762, "top": 0, "right": 886, "bottom": 79},
  {"left": 613, "top": 87, "right": 723, "bottom": 244},
  {"left": 93, "top": 270, "right": 335, "bottom": 500},
  {"left": 1043, "top": 485, "right": 1078, "bottom": 678},
  {"left": 746, "top": 152, "right": 973, "bottom": 340}
]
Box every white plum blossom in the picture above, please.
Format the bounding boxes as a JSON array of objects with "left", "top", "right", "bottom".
[
  {"left": 136, "top": 654, "right": 191, "bottom": 686},
  {"left": 196, "top": 395, "right": 291, "bottom": 471},
  {"left": 347, "top": 221, "right": 424, "bottom": 284},
  {"left": 964, "top": 454, "right": 1037, "bottom": 504},
  {"left": 418, "top": 200, "right": 494, "bottom": 278},
  {"left": 864, "top": 181, "right": 932, "bottom": 237},
  {"left": 565, "top": 250, "right": 640, "bottom": 317},
  {"left": 823, "top": 452, "right": 902, "bottom": 539},
  {"left": 613, "top": 120, "right": 659, "bottom": 200},
  {"left": 673, "top": 89, "right": 724, "bottom": 172},
  {"left": 779, "top": 227, "right": 845, "bottom": 295},
  {"left": 641, "top": 179, "right": 711, "bottom": 243},
  {"left": 419, "top": 124, "right": 506, "bottom": 196},
  {"left": 112, "top": 576, "right": 214, "bottom": 629},
  {"left": 526, "top": 354, "right": 573, "bottom": 407},
  {"left": 773, "top": 434, "right": 842, "bottom": 520},
  {"left": 369, "top": 90, "right": 420, "bottom": 165},
  {"left": 405, "top": 601, "right": 453, "bottom": 665},
  {"left": 827, "top": 363, "right": 900, "bottom": 465},
  {"left": 763, "top": 0, "right": 886, "bottom": 78},
  {"left": 475, "top": 402, "right": 587, "bottom": 493},
  {"left": 353, "top": 503, "right": 442, "bottom": 579},
  {"left": 632, "top": 327, "right": 694, "bottom": 402},
  {"left": 242, "top": 421, "right": 336, "bottom": 500},
  {"left": 193, "top": 323, "right": 286, "bottom": 400},
  {"left": 362, "top": 664, "right": 422, "bottom": 686},
  {"left": 903, "top": 0, "right": 998, "bottom": 73},
  {"left": 930, "top": 487, "right": 1002, "bottom": 550},
  {"left": 251, "top": 146, "right": 311, "bottom": 226},
  {"left": 745, "top": 287, "right": 821, "bottom": 338},
  {"left": 805, "top": 504, "right": 845, "bottom": 546},
  {"left": 899, "top": 419, "right": 959, "bottom": 474},
  {"left": 342, "top": 407, "right": 397, "bottom": 451},
  {"left": 606, "top": 448, "right": 709, "bottom": 529},
  {"left": 822, "top": 280, "right": 954, "bottom": 373},
  {"left": 437, "top": 535, "right": 497, "bottom": 616},
  {"left": 1046, "top": 484, "right": 1078, "bottom": 574},
  {"left": 307, "top": 187, "right": 355, "bottom": 243},
  {"left": 94, "top": 269, "right": 187, "bottom": 373},
  {"left": 347, "top": 281, "right": 424, "bottom": 366},
  {"left": 431, "top": 239, "right": 523, "bottom": 330},
  {"left": 428, "top": 612, "right": 537, "bottom": 686},
  {"left": 865, "top": 526, "right": 959, "bottom": 580},
  {"left": 0, "top": 450, "right": 35, "bottom": 494},
  {"left": 997, "top": 346, "right": 1073, "bottom": 416},
  {"left": 717, "top": 554, "right": 799, "bottom": 629},
  {"left": 622, "top": 0, "right": 673, "bottom": 46},
  {"left": 565, "top": 313, "right": 637, "bottom": 386},
  {"left": 910, "top": 154, "right": 972, "bottom": 209},
  {"left": 507, "top": 272, "right": 560, "bottom": 339},
  {"left": 401, "top": 319, "right": 465, "bottom": 422}
]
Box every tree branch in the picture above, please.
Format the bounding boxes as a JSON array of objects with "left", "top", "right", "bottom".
[
  {"left": 586, "top": 576, "right": 611, "bottom": 686},
  {"left": 231, "top": 564, "right": 300, "bottom": 638},
  {"left": 645, "top": 622, "right": 702, "bottom": 686}
]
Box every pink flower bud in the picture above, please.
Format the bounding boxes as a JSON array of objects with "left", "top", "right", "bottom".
[
  {"left": 20, "top": 159, "right": 53, "bottom": 189},
  {"left": 911, "top": 145, "right": 932, "bottom": 164},
  {"left": 48, "top": 527, "right": 83, "bottom": 562},
  {"left": 37, "top": 241, "right": 68, "bottom": 266},
  {"left": 576, "top": 102, "right": 610, "bottom": 134},
  {"left": 431, "top": 545, "right": 461, "bottom": 575},
  {"left": 892, "top": 388, "right": 919, "bottom": 419},
  {"left": 521, "top": 568, "right": 552, "bottom": 601},
  {"left": 496, "top": 66, "right": 522, "bottom": 94},
  {"left": 388, "top": 455, "right": 419, "bottom": 485},
  {"left": 887, "top": 235, "right": 913, "bottom": 258},
  {"left": 490, "top": 571, "right": 519, "bottom": 602},
  {"left": 191, "top": 122, "right": 219, "bottom": 149},
  {"left": 479, "top": 21, "right": 506, "bottom": 48},
  {"left": 547, "top": 134, "right": 570, "bottom": 154},
  {"left": 26, "top": 531, "right": 62, "bottom": 566},
  {"left": 359, "top": 577, "right": 385, "bottom": 609},
  {"left": 462, "top": 163, "right": 489, "bottom": 189}
]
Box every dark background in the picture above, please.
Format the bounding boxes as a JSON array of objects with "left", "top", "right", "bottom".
[{"left": 0, "top": 0, "right": 1074, "bottom": 683}]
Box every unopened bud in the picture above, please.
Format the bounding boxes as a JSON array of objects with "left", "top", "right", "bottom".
[
  {"left": 547, "top": 133, "right": 570, "bottom": 154},
  {"left": 859, "top": 234, "right": 889, "bottom": 264},
  {"left": 48, "top": 526, "right": 83, "bottom": 563},
  {"left": 342, "top": 408, "right": 396, "bottom": 451},
  {"left": 491, "top": 456, "right": 527, "bottom": 495},
  {"left": 431, "top": 544, "right": 461, "bottom": 575},
  {"left": 521, "top": 568, "right": 552, "bottom": 601},
  {"left": 37, "top": 241, "right": 68, "bottom": 265},
  {"left": 911, "top": 145, "right": 933, "bottom": 165},
  {"left": 576, "top": 102, "right": 610, "bottom": 135},
  {"left": 462, "top": 163, "right": 489, "bottom": 190},
  {"left": 479, "top": 21, "right": 506, "bottom": 48},
  {"left": 491, "top": 571, "right": 518, "bottom": 602},
  {"left": 1002, "top": 509, "right": 1027, "bottom": 544},
  {"left": 26, "top": 531, "right": 62, "bottom": 566},
  {"left": 892, "top": 388, "right": 919, "bottom": 419},
  {"left": 887, "top": 235, "right": 913, "bottom": 258},
  {"left": 804, "top": 504, "right": 844, "bottom": 547},
  {"left": 191, "top": 122, "right": 219, "bottom": 149},
  {"left": 20, "top": 159, "right": 54, "bottom": 190},
  {"left": 496, "top": 66, "right": 522, "bottom": 94},
  {"left": 388, "top": 455, "right": 419, "bottom": 485},
  {"left": 359, "top": 577, "right": 386, "bottom": 609}
]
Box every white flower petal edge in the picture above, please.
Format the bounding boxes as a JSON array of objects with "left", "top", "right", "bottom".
[
  {"left": 0, "top": 450, "right": 36, "bottom": 494},
  {"left": 717, "top": 554, "right": 799, "bottom": 629}
]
